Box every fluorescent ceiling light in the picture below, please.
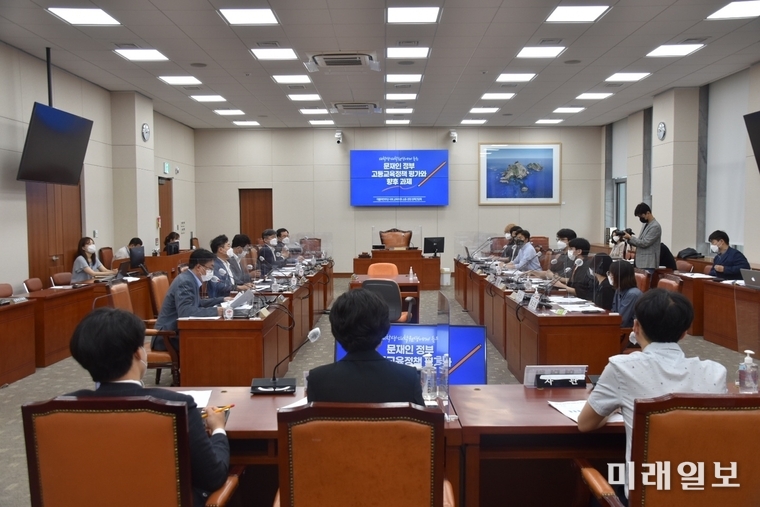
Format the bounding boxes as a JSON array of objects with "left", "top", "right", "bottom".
[
  {"left": 461, "top": 119, "right": 487, "bottom": 125},
  {"left": 536, "top": 119, "right": 564, "bottom": 124},
  {"left": 159, "top": 76, "right": 201, "bottom": 85},
  {"left": 288, "top": 94, "right": 321, "bottom": 101},
  {"left": 214, "top": 109, "right": 244, "bottom": 115},
  {"left": 546, "top": 6, "right": 610, "bottom": 22},
  {"left": 309, "top": 120, "right": 335, "bottom": 126},
  {"left": 300, "top": 108, "right": 329, "bottom": 115},
  {"left": 387, "top": 47, "right": 429, "bottom": 59},
  {"left": 387, "top": 7, "right": 440, "bottom": 23},
  {"left": 516, "top": 47, "right": 565, "bottom": 58},
  {"left": 114, "top": 49, "right": 167, "bottom": 61},
  {"left": 606, "top": 72, "right": 650, "bottom": 82},
  {"left": 470, "top": 107, "right": 499, "bottom": 114},
  {"left": 576, "top": 93, "right": 613, "bottom": 99},
  {"left": 219, "top": 8, "right": 278, "bottom": 25},
  {"left": 646, "top": 44, "right": 704, "bottom": 57},
  {"left": 47, "top": 8, "right": 119, "bottom": 25},
  {"left": 233, "top": 121, "right": 261, "bottom": 126},
  {"left": 386, "top": 120, "right": 411, "bottom": 125},
  {"left": 386, "top": 108, "right": 414, "bottom": 114},
  {"left": 553, "top": 107, "right": 585, "bottom": 113},
  {"left": 191, "top": 95, "right": 226, "bottom": 102},
  {"left": 707, "top": 1, "right": 760, "bottom": 19},
  {"left": 497, "top": 73, "right": 536, "bottom": 82},
  {"left": 251, "top": 48, "right": 298, "bottom": 60},
  {"left": 272, "top": 75, "right": 311, "bottom": 84},
  {"left": 386, "top": 93, "right": 417, "bottom": 100},
  {"left": 386, "top": 74, "right": 423, "bottom": 83},
  {"left": 482, "top": 93, "right": 515, "bottom": 100}
]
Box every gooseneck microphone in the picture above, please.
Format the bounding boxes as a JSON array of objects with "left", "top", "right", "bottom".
[{"left": 251, "top": 328, "right": 321, "bottom": 394}]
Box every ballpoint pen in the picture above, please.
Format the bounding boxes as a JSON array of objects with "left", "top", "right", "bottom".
[{"left": 201, "top": 404, "right": 235, "bottom": 419}]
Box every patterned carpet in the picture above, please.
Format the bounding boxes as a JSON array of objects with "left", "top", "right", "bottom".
[{"left": 0, "top": 278, "right": 744, "bottom": 506}]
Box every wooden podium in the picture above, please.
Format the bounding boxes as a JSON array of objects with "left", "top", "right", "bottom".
[{"left": 353, "top": 249, "right": 441, "bottom": 290}]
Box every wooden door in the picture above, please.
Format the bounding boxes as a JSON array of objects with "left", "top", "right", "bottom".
[
  {"left": 26, "top": 182, "right": 83, "bottom": 288},
  {"left": 239, "top": 189, "right": 272, "bottom": 243},
  {"left": 158, "top": 177, "right": 173, "bottom": 246}
]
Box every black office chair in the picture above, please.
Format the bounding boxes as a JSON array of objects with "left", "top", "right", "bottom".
[{"left": 361, "top": 279, "right": 416, "bottom": 323}]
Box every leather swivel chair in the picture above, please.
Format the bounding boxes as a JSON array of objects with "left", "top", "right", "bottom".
[
  {"left": 300, "top": 238, "right": 322, "bottom": 257},
  {"left": 50, "top": 272, "right": 72, "bottom": 287},
  {"left": 379, "top": 228, "right": 412, "bottom": 249},
  {"left": 98, "top": 247, "right": 114, "bottom": 272},
  {"left": 490, "top": 237, "right": 509, "bottom": 255},
  {"left": 22, "top": 396, "right": 242, "bottom": 507},
  {"left": 23, "top": 277, "right": 44, "bottom": 292},
  {"left": 675, "top": 260, "right": 693, "bottom": 273},
  {"left": 367, "top": 262, "right": 399, "bottom": 278},
  {"left": 0, "top": 283, "right": 12, "bottom": 298},
  {"left": 361, "top": 279, "right": 415, "bottom": 323},
  {"left": 633, "top": 269, "right": 650, "bottom": 293},
  {"left": 576, "top": 393, "right": 760, "bottom": 506},
  {"left": 656, "top": 274, "right": 682, "bottom": 293}
]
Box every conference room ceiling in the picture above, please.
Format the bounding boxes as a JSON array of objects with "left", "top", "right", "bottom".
[{"left": 1, "top": 0, "right": 759, "bottom": 130}]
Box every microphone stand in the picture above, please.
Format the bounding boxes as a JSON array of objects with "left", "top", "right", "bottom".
[
  {"left": 251, "top": 329, "right": 318, "bottom": 394},
  {"left": 471, "top": 236, "right": 497, "bottom": 258}
]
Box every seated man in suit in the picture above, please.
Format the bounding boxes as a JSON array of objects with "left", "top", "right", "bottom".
[
  {"left": 258, "top": 228, "right": 290, "bottom": 277},
  {"left": 504, "top": 229, "right": 541, "bottom": 272},
  {"left": 207, "top": 234, "right": 251, "bottom": 298},
  {"left": 153, "top": 248, "right": 225, "bottom": 351},
  {"left": 113, "top": 237, "right": 142, "bottom": 260},
  {"left": 708, "top": 230, "right": 750, "bottom": 280},
  {"left": 68, "top": 307, "right": 230, "bottom": 507},
  {"left": 229, "top": 234, "right": 255, "bottom": 284},
  {"left": 307, "top": 289, "right": 424, "bottom": 405},
  {"left": 578, "top": 289, "right": 727, "bottom": 503},
  {"left": 553, "top": 238, "right": 595, "bottom": 300}
]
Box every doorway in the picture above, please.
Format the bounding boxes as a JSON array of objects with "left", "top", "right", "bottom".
[
  {"left": 239, "top": 189, "right": 273, "bottom": 244},
  {"left": 158, "top": 177, "right": 174, "bottom": 248}
]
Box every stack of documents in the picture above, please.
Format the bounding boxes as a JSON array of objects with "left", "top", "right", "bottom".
[{"left": 548, "top": 400, "right": 623, "bottom": 424}]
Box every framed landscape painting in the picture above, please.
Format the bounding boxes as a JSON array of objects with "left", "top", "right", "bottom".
[{"left": 478, "top": 143, "right": 561, "bottom": 205}]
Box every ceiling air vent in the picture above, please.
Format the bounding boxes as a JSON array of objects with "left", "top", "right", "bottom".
[
  {"left": 682, "top": 37, "right": 709, "bottom": 45},
  {"left": 398, "top": 40, "right": 419, "bottom": 47},
  {"left": 256, "top": 41, "right": 280, "bottom": 48},
  {"left": 332, "top": 102, "right": 381, "bottom": 115},
  {"left": 306, "top": 52, "right": 380, "bottom": 72},
  {"left": 540, "top": 38, "right": 563, "bottom": 45},
  {"left": 394, "top": 84, "right": 412, "bottom": 89},
  {"left": 288, "top": 85, "right": 306, "bottom": 90},
  {"left": 183, "top": 86, "right": 201, "bottom": 91},
  {"left": 605, "top": 83, "right": 623, "bottom": 87}
]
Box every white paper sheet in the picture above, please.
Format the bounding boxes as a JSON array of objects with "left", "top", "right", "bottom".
[
  {"left": 558, "top": 304, "right": 605, "bottom": 313},
  {"left": 548, "top": 400, "right": 624, "bottom": 424},
  {"left": 678, "top": 273, "right": 713, "bottom": 279},
  {"left": 279, "top": 396, "right": 308, "bottom": 410},
  {"left": 548, "top": 295, "right": 587, "bottom": 304},
  {"left": 178, "top": 390, "right": 212, "bottom": 408}
]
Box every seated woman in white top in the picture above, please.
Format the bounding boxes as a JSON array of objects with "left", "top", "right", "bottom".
[{"left": 71, "top": 237, "right": 114, "bottom": 283}]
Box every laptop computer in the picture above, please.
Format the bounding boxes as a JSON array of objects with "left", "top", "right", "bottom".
[{"left": 741, "top": 269, "right": 760, "bottom": 290}]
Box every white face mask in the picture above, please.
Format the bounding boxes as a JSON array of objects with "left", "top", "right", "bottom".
[
  {"left": 201, "top": 269, "right": 214, "bottom": 282},
  {"left": 282, "top": 237, "right": 290, "bottom": 245},
  {"left": 556, "top": 240, "right": 567, "bottom": 250},
  {"left": 505, "top": 233, "right": 511, "bottom": 240},
  {"left": 269, "top": 238, "right": 278, "bottom": 247},
  {"left": 226, "top": 248, "right": 236, "bottom": 259},
  {"left": 612, "top": 235, "right": 619, "bottom": 242},
  {"left": 567, "top": 250, "right": 576, "bottom": 260},
  {"left": 608, "top": 275, "right": 614, "bottom": 286},
  {"left": 710, "top": 243, "right": 719, "bottom": 254},
  {"left": 86, "top": 244, "right": 97, "bottom": 254},
  {"left": 629, "top": 331, "right": 638, "bottom": 346}
]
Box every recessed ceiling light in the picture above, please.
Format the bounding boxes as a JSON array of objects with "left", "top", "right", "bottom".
[
  {"left": 646, "top": 44, "right": 704, "bottom": 57},
  {"left": 114, "top": 49, "right": 168, "bottom": 61},
  {"left": 546, "top": 6, "right": 610, "bottom": 22},
  {"left": 251, "top": 48, "right": 298, "bottom": 60},
  {"left": 233, "top": 121, "right": 261, "bottom": 126},
  {"left": 386, "top": 93, "right": 417, "bottom": 100},
  {"left": 536, "top": 119, "right": 564, "bottom": 124},
  {"left": 482, "top": 93, "right": 516, "bottom": 100},
  {"left": 387, "top": 48, "right": 429, "bottom": 59},
  {"left": 386, "top": 119, "right": 411, "bottom": 125},
  {"left": 47, "top": 8, "right": 120, "bottom": 25},
  {"left": 309, "top": 120, "right": 335, "bottom": 126},
  {"left": 606, "top": 72, "right": 651, "bottom": 82},
  {"left": 219, "top": 8, "right": 278, "bottom": 25},
  {"left": 470, "top": 107, "right": 499, "bottom": 114},
  {"left": 576, "top": 93, "right": 613, "bottom": 99},
  {"left": 191, "top": 95, "right": 226, "bottom": 102},
  {"left": 272, "top": 75, "right": 311, "bottom": 84},
  {"left": 288, "top": 94, "right": 321, "bottom": 101},
  {"left": 214, "top": 109, "right": 245, "bottom": 115},
  {"left": 300, "top": 108, "right": 329, "bottom": 115},
  {"left": 159, "top": 76, "right": 201, "bottom": 85},
  {"left": 707, "top": 1, "right": 760, "bottom": 19},
  {"left": 461, "top": 119, "right": 487, "bottom": 125},
  {"left": 516, "top": 47, "right": 565, "bottom": 58},
  {"left": 497, "top": 73, "right": 536, "bottom": 82},
  {"left": 387, "top": 7, "right": 440, "bottom": 23},
  {"left": 554, "top": 107, "right": 585, "bottom": 113},
  {"left": 386, "top": 74, "right": 423, "bottom": 83}
]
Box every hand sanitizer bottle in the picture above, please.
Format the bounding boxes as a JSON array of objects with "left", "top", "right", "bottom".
[
  {"left": 421, "top": 353, "right": 437, "bottom": 402},
  {"left": 739, "top": 350, "right": 758, "bottom": 394},
  {"left": 290, "top": 273, "right": 298, "bottom": 287},
  {"left": 437, "top": 354, "right": 449, "bottom": 400},
  {"left": 409, "top": 266, "right": 414, "bottom": 279}
]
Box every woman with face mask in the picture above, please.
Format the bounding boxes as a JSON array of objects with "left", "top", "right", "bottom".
[
  {"left": 71, "top": 236, "right": 115, "bottom": 283},
  {"left": 609, "top": 230, "right": 628, "bottom": 259},
  {"left": 609, "top": 260, "right": 643, "bottom": 328}
]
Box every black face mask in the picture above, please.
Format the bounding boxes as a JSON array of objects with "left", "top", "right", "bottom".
[
  {"left": 639, "top": 216, "right": 647, "bottom": 223},
  {"left": 514, "top": 239, "right": 524, "bottom": 246}
]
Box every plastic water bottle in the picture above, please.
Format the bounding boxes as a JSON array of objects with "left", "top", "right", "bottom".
[
  {"left": 437, "top": 354, "right": 449, "bottom": 400},
  {"left": 409, "top": 266, "right": 414, "bottom": 279},
  {"left": 421, "top": 353, "right": 437, "bottom": 402},
  {"left": 738, "top": 350, "right": 758, "bottom": 394}
]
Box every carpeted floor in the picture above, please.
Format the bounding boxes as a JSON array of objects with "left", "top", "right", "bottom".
[{"left": 0, "top": 278, "right": 744, "bottom": 506}]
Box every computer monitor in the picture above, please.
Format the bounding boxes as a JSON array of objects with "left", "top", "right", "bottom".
[
  {"left": 423, "top": 237, "right": 444, "bottom": 257},
  {"left": 165, "top": 241, "right": 180, "bottom": 256},
  {"left": 129, "top": 246, "right": 145, "bottom": 269}
]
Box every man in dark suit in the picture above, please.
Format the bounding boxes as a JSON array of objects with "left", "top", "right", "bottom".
[
  {"left": 153, "top": 248, "right": 225, "bottom": 351},
  {"left": 307, "top": 289, "right": 424, "bottom": 405},
  {"left": 68, "top": 308, "right": 230, "bottom": 507},
  {"left": 258, "top": 228, "right": 289, "bottom": 277},
  {"left": 228, "top": 234, "right": 254, "bottom": 284}
]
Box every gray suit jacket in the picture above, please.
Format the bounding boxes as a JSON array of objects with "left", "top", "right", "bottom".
[
  {"left": 153, "top": 269, "right": 224, "bottom": 349},
  {"left": 628, "top": 218, "right": 661, "bottom": 269},
  {"left": 228, "top": 255, "right": 251, "bottom": 284}
]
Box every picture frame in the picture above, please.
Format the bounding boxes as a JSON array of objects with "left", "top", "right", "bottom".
[{"left": 479, "top": 143, "right": 561, "bottom": 205}]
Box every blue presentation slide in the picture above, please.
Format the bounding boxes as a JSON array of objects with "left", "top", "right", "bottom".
[
  {"left": 350, "top": 149, "right": 449, "bottom": 206},
  {"left": 335, "top": 324, "right": 486, "bottom": 385}
]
